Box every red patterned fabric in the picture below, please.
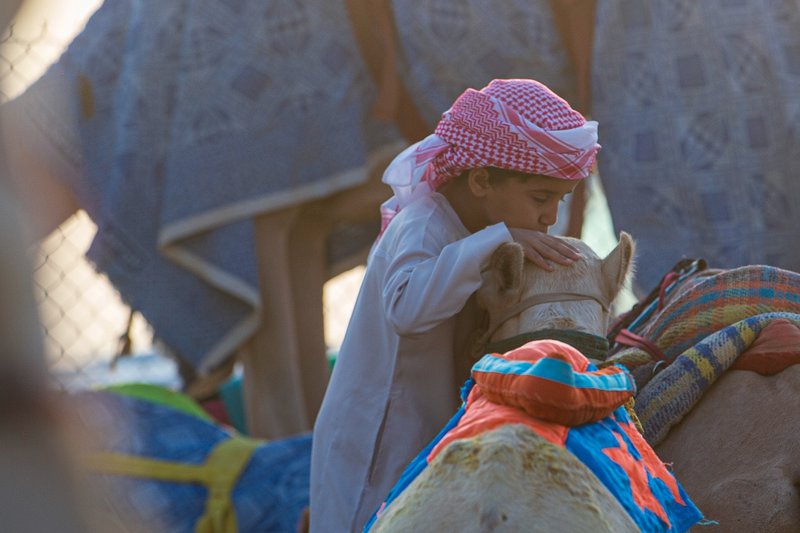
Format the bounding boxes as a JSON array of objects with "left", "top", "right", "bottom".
[
  {"left": 380, "top": 79, "right": 599, "bottom": 233},
  {"left": 432, "top": 80, "right": 596, "bottom": 187}
]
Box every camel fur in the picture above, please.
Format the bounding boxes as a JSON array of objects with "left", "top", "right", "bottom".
[
  {"left": 655, "top": 367, "right": 800, "bottom": 532},
  {"left": 371, "top": 425, "right": 638, "bottom": 533},
  {"left": 477, "top": 232, "right": 633, "bottom": 348}
]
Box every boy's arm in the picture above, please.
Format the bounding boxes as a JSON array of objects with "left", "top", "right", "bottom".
[{"left": 382, "top": 223, "right": 512, "bottom": 336}]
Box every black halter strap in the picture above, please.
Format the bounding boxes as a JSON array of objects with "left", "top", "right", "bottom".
[{"left": 485, "top": 329, "right": 610, "bottom": 359}]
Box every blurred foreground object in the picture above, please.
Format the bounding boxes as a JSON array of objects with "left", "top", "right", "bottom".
[
  {"left": 0, "top": 188, "right": 106, "bottom": 531},
  {"left": 1, "top": 1, "right": 117, "bottom": 521}
]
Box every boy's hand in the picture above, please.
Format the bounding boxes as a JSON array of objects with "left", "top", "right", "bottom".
[{"left": 507, "top": 228, "right": 582, "bottom": 271}]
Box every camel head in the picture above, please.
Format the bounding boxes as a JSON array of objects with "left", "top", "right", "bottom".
[{"left": 477, "top": 233, "right": 635, "bottom": 347}]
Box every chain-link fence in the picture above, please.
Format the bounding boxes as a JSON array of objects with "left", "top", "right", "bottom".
[
  {"left": 0, "top": 4, "right": 157, "bottom": 389},
  {"left": 32, "top": 212, "right": 164, "bottom": 389},
  {"left": 2, "top": 4, "right": 366, "bottom": 390}
]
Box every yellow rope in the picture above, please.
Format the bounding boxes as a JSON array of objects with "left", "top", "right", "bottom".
[
  {"left": 624, "top": 398, "right": 644, "bottom": 435},
  {"left": 83, "top": 437, "right": 261, "bottom": 533}
]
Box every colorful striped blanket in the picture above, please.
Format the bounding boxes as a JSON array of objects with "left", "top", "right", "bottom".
[
  {"left": 604, "top": 266, "right": 800, "bottom": 445},
  {"left": 366, "top": 340, "right": 702, "bottom": 532}
]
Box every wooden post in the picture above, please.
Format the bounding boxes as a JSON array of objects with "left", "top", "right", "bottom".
[
  {"left": 288, "top": 205, "right": 331, "bottom": 427},
  {"left": 242, "top": 206, "right": 310, "bottom": 438},
  {"left": 240, "top": 153, "right": 394, "bottom": 438}
]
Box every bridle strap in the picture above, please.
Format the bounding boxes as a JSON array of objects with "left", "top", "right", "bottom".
[
  {"left": 485, "top": 329, "right": 610, "bottom": 358},
  {"left": 486, "top": 291, "right": 610, "bottom": 341}
]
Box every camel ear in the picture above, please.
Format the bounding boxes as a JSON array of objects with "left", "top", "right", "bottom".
[
  {"left": 601, "top": 232, "right": 635, "bottom": 302},
  {"left": 489, "top": 242, "right": 525, "bottom": 294}
]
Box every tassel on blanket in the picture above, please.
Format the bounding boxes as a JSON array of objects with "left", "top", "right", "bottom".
[{"left": 623, "top": 397, "right": 643, "bottom": 435}]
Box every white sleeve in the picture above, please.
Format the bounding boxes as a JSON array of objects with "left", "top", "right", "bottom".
[{"left": 382, "top": 222, "right": 512, "bottom": 336}]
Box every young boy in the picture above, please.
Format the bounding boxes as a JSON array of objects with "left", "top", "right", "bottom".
[{"left": 310, "top": 79, "right": 600, "bottom": 532}]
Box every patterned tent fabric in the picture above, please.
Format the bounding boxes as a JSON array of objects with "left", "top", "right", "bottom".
[
  {"left": 16, "top": 0, "right": 403, "bottom": 371},
  {"left": 392, "top": 0, "right": 575, "bottom": 124},
  {"left": 592, "top": 1, "right": 800, "bottom": 290},
  {"left": 75, "top": 391, "right": 311, "bottom": 533},
  {"left": 12, "top": 0, "right": 583, "bottom": 372}
]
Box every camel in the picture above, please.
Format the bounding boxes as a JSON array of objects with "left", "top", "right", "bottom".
[
  {"left": 603, "top": 262, "right": 800, "bottom": 531},
  {"left": 371, "top": 233, "right": 653, "bottom": 532},
  {"left": 370, "top": 229, "right": 800, "bottom": 532},
  {"left": 642, "top": 281, "right": 800, "bottom": 530},
  {"left": 371, "top": 424, "right": 638, "bottom": 532},
  {"left": 655, "top": 367, "right": 800, "bottom": 531}
]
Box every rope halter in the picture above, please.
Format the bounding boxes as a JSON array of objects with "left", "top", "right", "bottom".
[{"left": 485, "top": 290, "right": 611, "bottom": 345}]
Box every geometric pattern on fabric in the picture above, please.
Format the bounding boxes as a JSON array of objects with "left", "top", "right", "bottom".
[
  {"left": 566, "top": 409, "right": 701, "bottom": 533},
  {"left": 73, "top": 392, "right": 311, "bottom": 533},
  {"left": 431, "top": 80, "right": 598, "bottom": 188},
  {"left": 634, "top": 312, "right": 800, "bottom": 446},
  {"left": 376, "top": 76, "right": 599, "bottom": 233},
  {"left": 23, "top": 0, "right": 400, "bottom": 370},
  {"left": 592, "top": 0, "right": 800, "bottom": 289},
  {"left": 609, "top": 266, "right": 800, "bottom": 367},
  {"left": 365, "top": 340, "right": 701, "bottom": 532},
  {"left": 604, "top": 265, "right": 800, "bottom": 444},
  {"left": 392, "top": 0, "right": 576, "bottom": 126}
]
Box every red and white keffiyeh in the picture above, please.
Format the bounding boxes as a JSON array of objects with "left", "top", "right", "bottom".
[{"left": 380, "top": 79, "right": 600, "bottom": 233}]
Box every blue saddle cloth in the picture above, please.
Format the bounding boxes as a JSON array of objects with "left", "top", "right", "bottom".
[{"left": 75, "top": 391, "right": 311, "bottom": 532}]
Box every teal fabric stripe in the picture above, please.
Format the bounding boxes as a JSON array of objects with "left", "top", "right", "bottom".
[{"left": 473, "top": 354, "right": 633, "bottom": 392}]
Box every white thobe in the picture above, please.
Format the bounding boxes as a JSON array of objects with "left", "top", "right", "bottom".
[{"left": 310, "top": 193, "right": 513, "bottom": 532}]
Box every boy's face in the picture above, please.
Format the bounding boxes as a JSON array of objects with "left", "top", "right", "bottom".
[{"left": 481, "top": 173, "right": 580, "bottom": 232}]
